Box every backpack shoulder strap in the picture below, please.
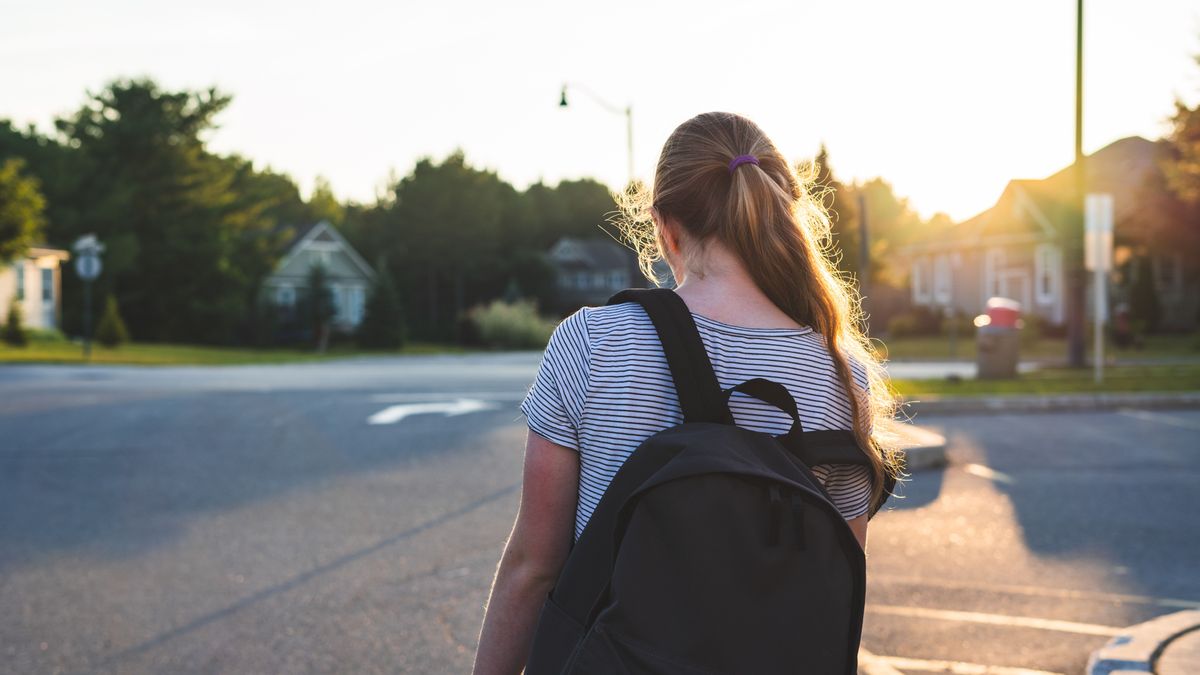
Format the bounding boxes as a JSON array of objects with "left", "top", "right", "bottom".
[{"left": 607, "top": 288, "right": 732, "bottom": 425}]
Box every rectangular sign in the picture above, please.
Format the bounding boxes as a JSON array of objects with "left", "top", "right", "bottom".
[{"left": 1084, "top": 193, "right": 1113, "bottom": 272}]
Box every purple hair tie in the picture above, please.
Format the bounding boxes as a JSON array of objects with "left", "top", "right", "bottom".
[{"left": 728, "top": 154, "right": 759, "bottom": 174}]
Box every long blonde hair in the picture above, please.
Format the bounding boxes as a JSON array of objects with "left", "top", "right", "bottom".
[{"left": 615, "top": 112, "right": 903, "bottom": 514}]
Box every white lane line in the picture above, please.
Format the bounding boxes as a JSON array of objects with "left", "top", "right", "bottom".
[
  {"left": 875, "top": 655, "right": 1063, "bottom": 675},
  {"left": 869, "top": 574, "right": 1200, "bottom": 609},
  {"left": 1117, "top": 408, "right": 1200, "bottom": 430},
  {"left": 866, "top": 604, "right": 1122, "bottom": 636},
  {"left": 367, "top": 398, "right": 497, "bottom": 425},
  {"left": 858, "top": 647, "right": 906, "bottom": 675},
  {"left": 962, "top": 463, "right": 1014, "bottom": 484}
]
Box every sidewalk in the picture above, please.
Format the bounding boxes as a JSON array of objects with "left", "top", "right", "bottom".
[
  {"left": 879, "top": 419, "right": 947, "bottom": 471},
  {"left": 902, "top": 391, "right": 1200, "bottom": 416},
  {"left": 1086, "top": 609, "right": 1200, "bottom": 674}
]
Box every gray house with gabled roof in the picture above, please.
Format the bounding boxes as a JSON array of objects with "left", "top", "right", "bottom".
[{"left": 263, "top": 220, "right": 375, "bottom": 333}]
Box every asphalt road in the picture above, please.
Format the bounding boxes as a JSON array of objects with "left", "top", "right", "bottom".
[{"left": 1, "top": 356, "right": 1197, "bottom": 674}]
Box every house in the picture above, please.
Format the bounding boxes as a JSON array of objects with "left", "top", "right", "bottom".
[
  {"left": 547, "top": 236, "right": 668, "bottom": 310},
  {"left": 262, "top": 221, "right": 375, "bottom": 334},
  {"left": 1, "top": 245, "right": 70, "bottom": 331},
  {"left": 905, "top": 137, "right": 1198, "bottom": 330}
]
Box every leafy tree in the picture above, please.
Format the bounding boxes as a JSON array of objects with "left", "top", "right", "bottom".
[
  {"left": 0, "top": 158, "right": 46, "bottom": 260},
  {"left": 306, "top": 176, "right": 344, "bottom": 225},
  {"left": 306, "top": 263, "right": 335, "bottom": 352},
  {"left": 357, "top": 257, "right": 405, "bottom": 349},
  {"left": 2, "top": 303, "right": 27, "bottom": 346},
  {"left": 95, "top": 295, "right": 130, "bottom": 347},
  {"left": 1164, "top": 58, "right": 1200, "bottom": 206}
]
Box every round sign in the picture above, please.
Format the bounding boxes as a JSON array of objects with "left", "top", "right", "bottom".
[{"left": 75, "top": 254, "right": 102, "bottom": 281}]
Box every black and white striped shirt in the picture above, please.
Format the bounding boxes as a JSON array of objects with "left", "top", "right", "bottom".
[{"left": 520, "top": 300, "right": 874, "bottom": 541}]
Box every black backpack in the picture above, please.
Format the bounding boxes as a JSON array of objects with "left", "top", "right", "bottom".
[{"left": 525, "top": 288, "right": 894, "bottom": 675}]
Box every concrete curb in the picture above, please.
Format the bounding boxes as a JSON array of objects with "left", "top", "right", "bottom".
[
  {"left": 879, "top": 420, "right": 947, "bottom": 472},
  {"left": 902, "top": 391, "right": 1200, "bottom": 417},
  {"left": 1086, "top": 609, "right": 1200, "bottom": 674}
]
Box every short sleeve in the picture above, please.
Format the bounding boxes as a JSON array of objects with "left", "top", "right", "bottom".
[
  {"left": 813, "top": 464, "right": 873, "bottom": 520},
  {"left": 520, "top": 309, "right": 591, "bottom": 451}
]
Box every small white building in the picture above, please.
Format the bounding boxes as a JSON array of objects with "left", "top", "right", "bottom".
[
  {"left": 262, "top": 221, "right": 375, "bottom": 333},
  {"left": 0, "top": 246, "right": 70, "bottom": 330}
]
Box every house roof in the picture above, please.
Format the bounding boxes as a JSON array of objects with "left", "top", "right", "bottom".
[
  {"left": 273, "top": 220, "right": 375, "bottom": 280},
  {"left": 548, "top": 236, "right": 638, "bottom": 270},
  {"left": 909, "top": 136, "right": 1180, "bottom": 252}
]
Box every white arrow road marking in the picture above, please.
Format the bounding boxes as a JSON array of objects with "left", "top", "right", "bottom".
[
  {"left": 867, "top": 604, "right": 1122, "bottom": 636},
  {"left": 367, "top": 398, "right": 497, "bottom": 425},
  {"left": 962, "top": 463, "right": 1014, "bottom": 484}
]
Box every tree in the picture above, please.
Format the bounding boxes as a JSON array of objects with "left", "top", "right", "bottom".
[
  {"left": 357, "top": 258, "right": 405, "bottom": 349},
  {"left": 2, "top": 303, "right": 27, "bottom": 347},
  {"left": 1128, "top": 254, "right": 1162, "bottom": 334},
  {"left": 1163, "top": 57, "right": 1200, "bottom": 206},
  {"left": 0, "top": 158, "right": 46, "bottom": 261},
  {"left": 95, "top": 295, "right": 130, "bottom": 347},
  {"left": 801, "top": 145, "right": 861, "bottom": 277},
  {"left": 306, "top": 263, "right": 335, "bottom": 352}
]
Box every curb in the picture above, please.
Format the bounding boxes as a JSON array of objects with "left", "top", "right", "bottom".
[
  {"left": 902, "top": 392, "right": 1200, "bottom": 417},
  {"left": 1086, "top": 609, "right": 1200, "bottom": 674},
  {"left": 879, "top": 420, "right": 947, "bottom": 472}
]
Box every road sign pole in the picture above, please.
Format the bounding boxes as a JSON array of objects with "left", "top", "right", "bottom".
[
  {"left": 1094, "top": 265, "right": 1104, "bottom": 384},
  {"left": 83, "top": 279, "right": 92, "bottom": 361}
]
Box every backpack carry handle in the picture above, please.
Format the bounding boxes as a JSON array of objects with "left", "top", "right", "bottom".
[{"left": 722, "top": 378, "right": 805, "bottom": 439}]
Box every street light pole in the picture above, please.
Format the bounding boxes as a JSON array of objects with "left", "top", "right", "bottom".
[
  {"left": 1066, "top": 0, "right": 1087, "bottom": 368},
  {"left": 560, "top": 83, "right": 635, "bottom": 186}
]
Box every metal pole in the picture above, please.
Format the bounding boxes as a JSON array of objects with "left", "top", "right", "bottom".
[
  {"left": 1066, "top": 0, "right": 1087, "bottom": 367},
  {"left": 625, "top": 105, "right": 635, "bottom": 187},
  {"left": 1094, "top": 265, "right": 1104, "bottom": 384},
  {"left": 82, "top": 280, "right": 92, "bottom": 361}
]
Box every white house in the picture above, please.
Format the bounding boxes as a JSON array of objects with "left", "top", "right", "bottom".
[
  {"left": 262, "top": 221, "right": 375, "bottom": 333},
  {"left": 0, "top": 246, "right": 70, "bottom": 330}
]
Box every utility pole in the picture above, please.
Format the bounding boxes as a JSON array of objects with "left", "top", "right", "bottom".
[
  {"left": 857, "top": 191, "right": 871, "bottom": 331},
  {"left": 1066, "top": 0, "right": 1087, "bottom": 368},
  {"left": 560, "top": 83, "right": 635, "bottom": 187}
]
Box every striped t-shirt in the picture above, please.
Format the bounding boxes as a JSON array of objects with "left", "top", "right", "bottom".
[{"left": 520, "top": 300, "right": 874, "bottom": 541}]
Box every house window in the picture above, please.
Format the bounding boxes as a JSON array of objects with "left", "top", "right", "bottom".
[
  {"left": 1155, "top": 254, "right": 1181, "bottom": 294},
  {"left": 558, "top": 273, "right": 572, "bottom": 289},
  {"left": 14, "top": 263, "right": 24, "bottom": 301},
  {"left": 349, "top": 286, "right": 365, "bottom": 325},
  {"left": 592, "top": 272, "right": 605, "bottom": 288},
  {"left": 984, "top": 248, "right": 1005, "bottom": 299},
  {"left": 276, "top": 284, "right": 296, "bottom": 308},
  {"left": 1034, "top": 244, "right": 1059, "bottom": 305},
  {"left": 933, "top": 255, "right": 951, "bottom": 305},
  {"left": 575, "top": 271, "right": 589, "bottom": 289},
  {"left": 609, "top": 270, "right": 627, "bottom": 289},
  {"left": 42, "top": 268, "right": 53, "bottom": 302},
  {"left": 912, "top": 256, "right": 931, "bottom": 304}
]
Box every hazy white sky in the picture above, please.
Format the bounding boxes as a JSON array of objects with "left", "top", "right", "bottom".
[{"left": 3, "top": 0, "right": 1198, "bottom": 221}]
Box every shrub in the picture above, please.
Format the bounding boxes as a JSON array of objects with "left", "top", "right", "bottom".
[
  {"left": 465, "top": 299, "right": 555, "bottom": 350},
  {"left": 27, "top": 327, "right": 67, "bottom": 342},
  {"left": 887, "top": 306, "right": 943, "bottom": 338},
  {"left": 2, "top": 303, "right": 27, "bottom": 347},
  {"left": 95, "top": 295, "right": 130, "bottom": 348}
]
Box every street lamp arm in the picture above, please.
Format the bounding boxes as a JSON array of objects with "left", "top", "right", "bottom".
[{"left": 561, "top": 82, "right": 627, "bottom": 117}]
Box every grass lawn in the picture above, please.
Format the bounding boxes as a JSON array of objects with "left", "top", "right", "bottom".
[
  {"left": 892, "top": 363, "right": 1200, "bottom": 398},
  {"left": 877, "top": 333, "right": 1199, "bottom": 362},
  {"left": 0, "top": 338, "right": 468, "bottom": 366}
]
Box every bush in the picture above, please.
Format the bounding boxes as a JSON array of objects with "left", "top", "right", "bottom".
[
  {"left": 887, "top": 306, "right": 943, "bottom": 338},
  {"left": 27, "top": 327, "right": 67, "bottom": 342},
  {"left": 95, "top": 295, "right": 130, "bottom": 348},
  {"left": 465, "top": 299, "right": 555, "bottom": 350},
  {"left": 2, "top": 303, "right": 27, "bottom": 346}
]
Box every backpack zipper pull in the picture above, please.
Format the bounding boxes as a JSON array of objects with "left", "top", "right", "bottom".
[{"left": 790, "top": 494, "right": 807, "bottom": 551}]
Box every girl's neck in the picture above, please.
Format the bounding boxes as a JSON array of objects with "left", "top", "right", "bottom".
[{"left": 670, "top": 240, "right": 805, "bottom": 331}]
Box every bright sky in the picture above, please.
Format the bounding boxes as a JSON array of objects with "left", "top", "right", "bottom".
[{"left": 2, "top": 0, "right": 1198, "bottom": 221}]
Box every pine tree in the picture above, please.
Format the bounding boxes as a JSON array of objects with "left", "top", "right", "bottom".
[
  {"left": 2, "top": 303, "right": 27, "bottom": 347},
  {"left": 1129, "top": 254, "right": 1162, "bottom": 334},
  {"left": 357, "top": 258, "right": 405, "bottom": 350},
  {"left": 95, "top": 295, "right": 130, "bottom": 347},
  {"left": 306, "top": 263, "right": 336, "bottom": 352}
]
